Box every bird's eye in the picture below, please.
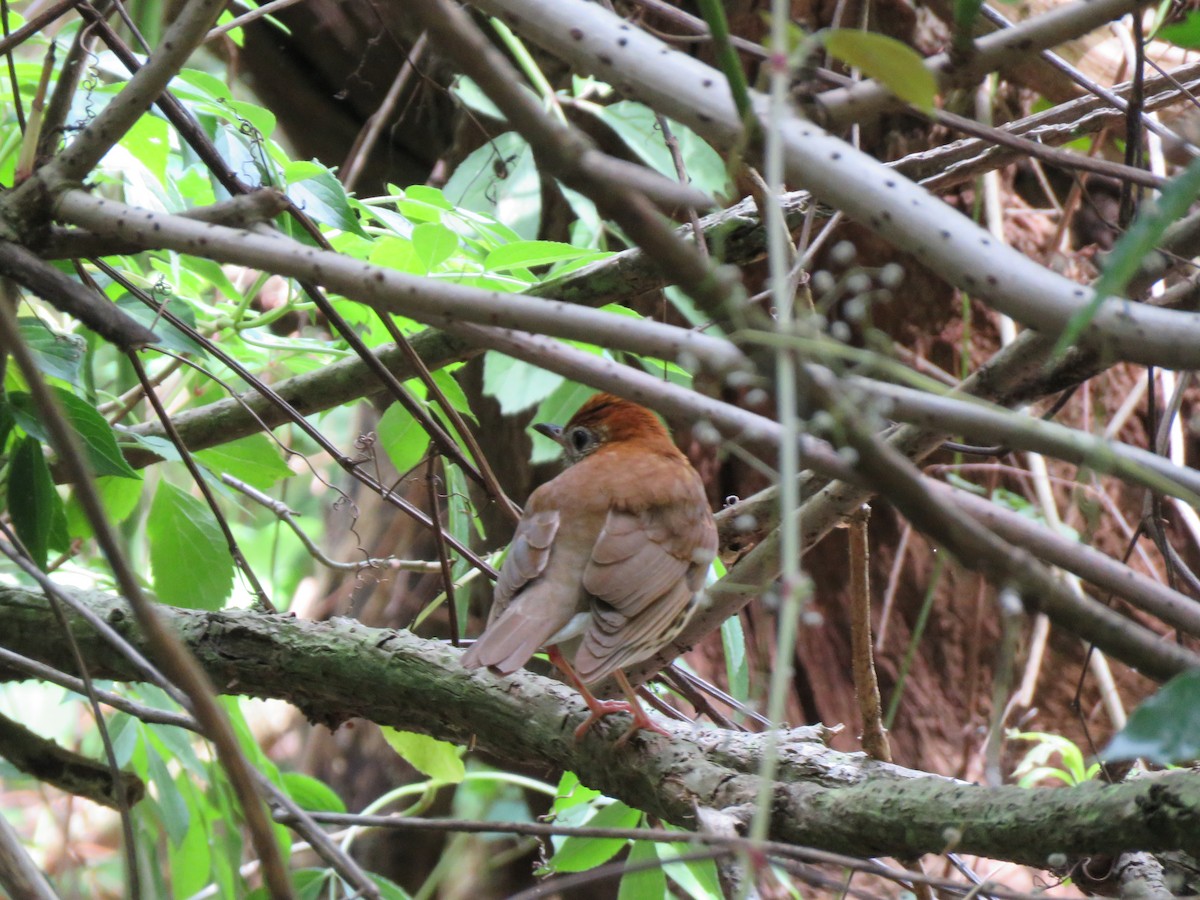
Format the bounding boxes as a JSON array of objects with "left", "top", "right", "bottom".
[{"left": 568, "top": 427, "right": 592, "bottom": 453}]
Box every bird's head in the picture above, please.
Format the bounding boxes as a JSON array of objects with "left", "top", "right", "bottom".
[{"left": 534, "top": 393, "right": 674, "bottom": 465}]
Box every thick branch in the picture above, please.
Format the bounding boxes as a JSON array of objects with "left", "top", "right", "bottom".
[
  {"left": 3, "top": 586, "right": 1199, "bottom": 867},
  {"left": 0, "top": 241, "right": 158, "bottom": 348},
  {"left": 54, "top": 191, "right": 748, "bottom": 377},
  {"left": 473, "top": 0, "right": 1200, "bottom": 370},
  {"left": 810, "top": 0, "right": 1153, "bottom": 129}
]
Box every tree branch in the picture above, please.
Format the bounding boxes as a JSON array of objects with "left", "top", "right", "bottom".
[
  {"left": 0, "top": 241, "right": 158, "bottom": 348},
  {"left": 3, "top": 585, "right": 1199, "bottom": 867},
  {"left": 472, "top": 0, "right": 1200, "bottom": 370},
  {"left": 53, "top": 191, "right": 749, "bottom": 378}
]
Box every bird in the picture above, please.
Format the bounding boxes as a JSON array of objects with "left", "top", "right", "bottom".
[{"left": 461, "top": 393, "right": 717, "bottom": 743}]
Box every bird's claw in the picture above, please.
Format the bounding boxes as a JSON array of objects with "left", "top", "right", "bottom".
[{"left": 573, "top": 699, "right": 671, "bottom": 745}]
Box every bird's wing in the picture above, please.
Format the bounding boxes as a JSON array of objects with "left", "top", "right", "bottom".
[
  {"left": 573, "top": 502, "right": 717, "bottom": 683},
  {"left": 459, "top": 509, "right": 561, "bottom": 674},
  {"left": 490, "top": 509, "right": 559, "bottom": 621}
]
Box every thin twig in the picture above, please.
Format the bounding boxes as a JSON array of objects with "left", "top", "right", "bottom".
[
  {"left": 847, "top": 506, "right": 891, "bottom": 763},
  {"left": 425, "top": 453, "right": 460, "bottom": 644},
  {"left": 221, "top": 474, "right": 442, "bottom": 574}
]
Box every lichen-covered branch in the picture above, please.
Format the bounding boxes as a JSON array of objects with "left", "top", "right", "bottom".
[{"left": 2, "top": 585, "right": 1199, "bottom": 867}]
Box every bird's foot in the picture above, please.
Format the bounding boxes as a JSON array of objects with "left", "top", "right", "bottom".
[
  {"left": 573, "top": 698, "right": 671, "bottom": 744},
  {"left": 613, "top": 706, "right": 672, "bottom": 748},
  {"left": 573, "top": 699, "right": 635, "bottom": 741}
]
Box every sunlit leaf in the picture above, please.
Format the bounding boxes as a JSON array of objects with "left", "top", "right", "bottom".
[
  {"left": 483, "top": 351, "right": 564, "bottom": 414},
  {"left": 377, "top": 403, "right": 432, "bottom": 475},
  {"left": 412, "top": 222, "right": 460, "bottom": 272},
  {"left": 546, "top": 801, "right": 640, "bottom": 872},
  {"left": 720, "top": 613, "right": 749, "bottom": 703},
  {"left": 380, "top": 727, "right": 466, "bottom": 782},
  {"left": 484, "top": 240, "right": 603, "bottom": 272},
  {"left": 444, "top": 132, "right": 541, "bottom": 238},
  {"left": 285, "top": 163, "right": 366, "bottom": 236},
  {"left": 195, "top": 433, "right": 293, "bottom": 489},
  {"left": 147, "top": 482, "right": 234, "bottom": 610},
  {"left": 821, "top": 30, "right": 937, "bottom": 114}
]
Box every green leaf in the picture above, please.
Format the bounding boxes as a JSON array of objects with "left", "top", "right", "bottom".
[
  {"left": 170, "top": 778, "right": 213, "bottom": 899},
  {"left": 118, "top": 432, "right": 180, "bottom": 464},
  {"left": 147, "top": 747, "right": 190, "bottom": 846},
  {"left": 405, "top": 185, "right": 455, "bottom": 210},
  {"left": 551, "top": 771, "right": 602, "bottom": 815},
  {"left": 444, "top": 132, "right": 541, "bottom": 239},
  {"left": 0, "top": 402, "right": 14, "bottom": 452},
  {"left": 10, "top": 388, "right": 141, "bottom": 479},
  {"left": 1158, "top": 10, "right": 1200, "bottom": 48},
  {"left": 1055, "top": 155, "right": 1200, "bottom": 355},
  {"left": 174, "top": 68, "right": 234, "bottom": 103},
  {"left": 451, "top": 74, "right": 506, "bottom": 120},
  {"left": 9, "top": 436, "right": 61, "bottom": 569},
  {"left": 228, "top": 99, "right": 277, "bottom": 141},
  {"left": 194, "top": 433, "right": 293, "bottom": 489},
  {"left": 1103, "top": 670, "right": 1200, "bottom": 765},
  {"left": 281, "top": 772, "right": 346, "bottom": 813},
  {"left": 370, "top": 237, "right": 421, "bottom": 274},
  {"left": 619, "top": 840, "right": 668, "bottom": 900},
  {"left": 720, "top": 614, "right": 749, "bottom": 703},
  {"left": 588, "top": 102, "right": 728, "bottom": 197},
  {"left": 366, "top": 873, "right": 413, "bottom": 900},
  {"left": 377, "top": 403, "right": 432, "bottom": 475},
  {"left": 285, "top": 164, "right": 366, "bottom": 236},
  {"left": 483, "top": 351, "right": 564, "bottom": 414},
  {"left": 380, "top": 727, "right": 466, "bottom": 782},
  {"left": 484, "top": 240, "right": 602, "bottom": 272},
  {"left": 114, "top": 296, "right": 207, "bottom": 357},
  {"left": 429, "top": 368, "right": 476, "bottom": 422},
  {"left": 656, "top": 835, "right": 723, "bottom": 899},
  {"left": 547, "top": 800, "right": 640, "bottom": 872},
  {"left": 147, "top": 481, "right": 234, "bottom": 610},
  {"left": 821, "top": 30, "right": 937, "bottom": 114},
  {"left": 19, "top": 317, "right": 85, "bottom": 385},
  {"left": 411, "top": 222, "right": 460, "bottom": 273}
]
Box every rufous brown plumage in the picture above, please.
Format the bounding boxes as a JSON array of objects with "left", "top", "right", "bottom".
[{"left": 461, "top": 393, "right": 717, "bottom": 742}]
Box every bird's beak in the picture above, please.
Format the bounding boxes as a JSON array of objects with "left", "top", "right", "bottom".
[{"left": 534, "top": 422, "right": 564, "bottom": 445}]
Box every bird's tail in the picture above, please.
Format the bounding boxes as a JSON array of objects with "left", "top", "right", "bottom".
[{"left": 460, "top": 604, "right": 556, "bottom": 675}]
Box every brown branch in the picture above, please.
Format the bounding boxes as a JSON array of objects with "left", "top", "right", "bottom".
[
  {"left": 4, "top": 585, "right": 1200, "bottom": 868},
  {"left": 0, "top": 709, "right": 143, "bottom": 809},
  {"left": 847, "top": 506, "right": 891, "bottom": 764},
  {"left": 0, "top": 241, "right": 158, "bottom": 348}
]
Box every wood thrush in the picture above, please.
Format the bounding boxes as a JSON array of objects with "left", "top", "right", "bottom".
[{"left": 461, "top": 393, "right": 717, "bottom": 742}]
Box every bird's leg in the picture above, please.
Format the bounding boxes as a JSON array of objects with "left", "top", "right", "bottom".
[
  {"left": 546, "top": 648, "right": 672, "bottom": 743},
  {"left": 547, "top": 646, "right": 634, "bottom": 741},
  {"left": 612, "top": 670, "right": 672, "bottom": 746}
]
